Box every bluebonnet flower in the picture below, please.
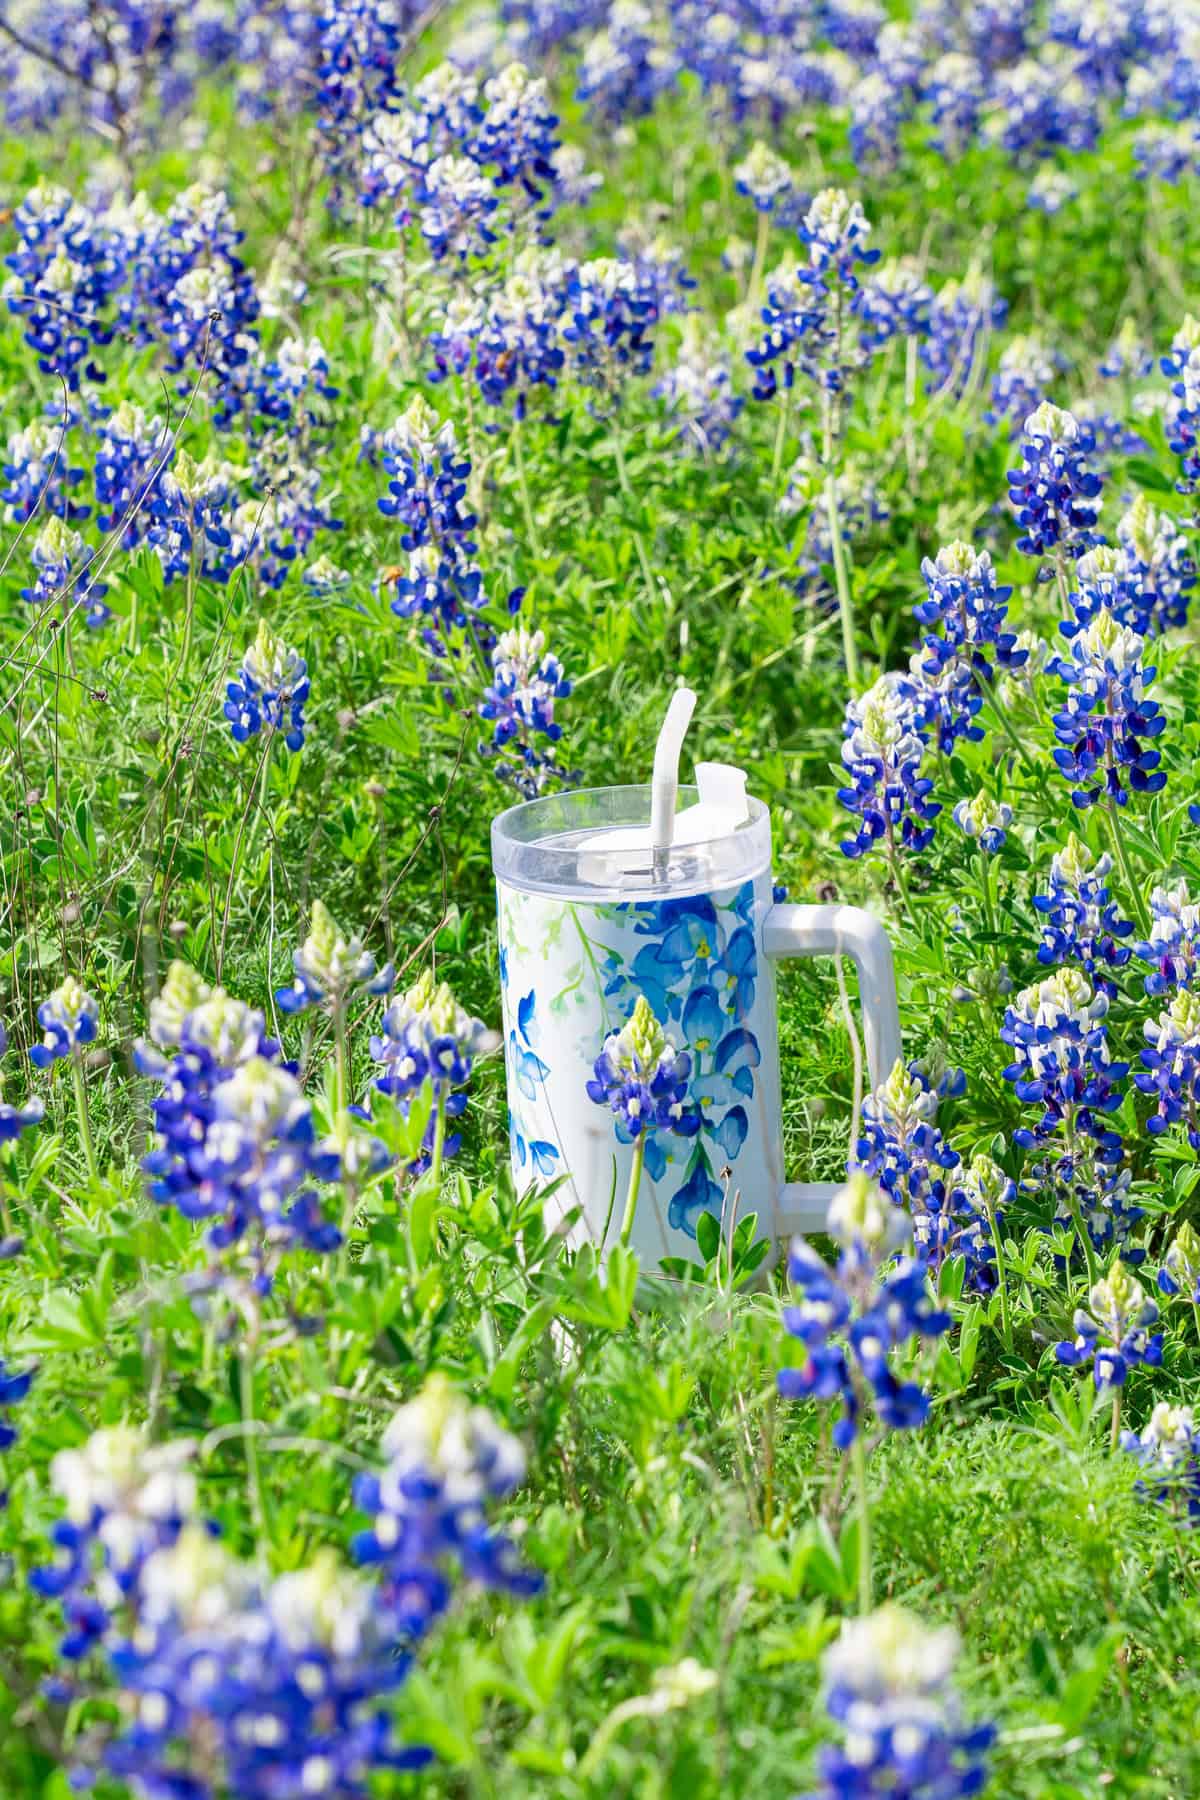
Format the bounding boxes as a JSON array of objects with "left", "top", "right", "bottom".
[
  {"left": 1157, "top": 1220, "right": 1200, "bottom": 1305},
  {"left": 947, "top": 1152, "right": 1012, "bottom": 1292},
  {"left": 1033, "top": 834, "right": 1133, "bottom": 993},
  {"left": 474, "top": 58, "right": 561, "bottom": 197},
  {"left": 372, "top": 971, "right": 488, "bottom": 1173},
  {"left": 1038, "top": 1145, "right": 1144, "bottom": 1263},
  {"left": 587, "top": 995, "right": 700, "bottom": 1144},
  {"left": 224, "top": 620, "right": 310, "bottom": 753},
  {"left": 144, "top": 1027, "right": 341, "bottom": 1273},
  {"left": 921, "top": 270, "right": 1006, "bottom": 398},
  {"left": 653, "top": 316, "right": 743, "bottom": 453},
  {"left": 953, "top": 791, "right": 1013, "bottom": 851},
  {"left": 252, "top": 334, "right": 339, "bottom": 435},
  {"left": 924, "top": 50, "right": 987, "bottom": 158},
  {"left": 303, "top": 553, "right": 352, "bottom": 595},
  {"left": 746, "top": 189, "right": 878, "bottom": 405},
  {"left": 985, "top": 334, "right": 1060, "bottom": 429},
  {"left": 352, "top": 1374, "right": 542, "bottom": 1633},
  {"left": 733, "top": 140, "right": 799, "bottom": 214},
  {"left": 1134, "top": 883, "right": 1200, "bottom": 995},
  {"left": 778, "top": 1172, "right": 951, "bottom": 1446},
  {"left": 1099, "top": 317, "right": 1154, "bottom": 381},
  {"left": 4, "top": 184, "right": 120, "bottom": 390},
  {"left": 105, "top": 1525, "right": 432, "bottom": 1798},
  {"left": 0, "top": 1018, "right": 44, "bottom": 1144},
  {"left": 1135, "top": 987, "right": 1200, "bottom": 1146},
  {"left": 915, "top": 540, "right": 1022, "bottom": 678},
  {"left": 312, "top": 0, "right": 412, "bottom": 196},
  {"left": 147, "top": 446, "right": 242, "bottom": 586},
  {"left": 1114, "top": 494, "right": 1196, "bottom": 636},
  {"left": 1056, "top": 1260, "right": 1162, "bottom": 1389},
  {"left": 226, "top": 453, "right": 343, "bottom": 590},
  {"left": 1008, "top": 401, "right": 1103, "bottom": 561},
  {"left": 875, "top": 19, "right": 929, "bottom": 93},
  {"left": 22, "top": 517, "right": 110, "bottom": 627},
  {"left": 1134, "top": 122, "right": 1200, "bottom": 184},
  {"left": 417, "top": 154, "right": 501, "bottom": 261},
  {"left": 373, "top": 970, "right": 488, "bottom": 1104},
  {"left": 1001, "top": 968, "right": 1126, "bottom": 1156},
  {"left": 561, "top": 254, "right": 666, "bottom": 406},
  {"left": 1160, "top": 315, "right": 1200, "bottom": 491},
  {"left": 800, "top": 1604, "right": 995, "bottom": 1800},
  {"left": 2, "top": 413, "right": 89, "bottom": 522},
  {"left": 1121, "top": 1402, "right": 1200, "bottom": 1525},
  {"left": 480, "top": 623, "right": 572, "bottom": 798},
  {"left": 30, "top": 976, "right": 98, "bottom": 1069},
  {"left": 858, "top": 258, "right": 933, "bottom": 348},
  {"left": 276, "top": 901, "right": 394, "bottom": 1017},
  {"left": 576, "top": 2, "right": 678, "bottom": 124},
  {"left": 430, "top": 249, "right": 568, "bottom": 415},
  {"left": 854, "top": 1056, "right": 960, "bottom": 1228},
  {"left": 823, "top": 0, "right": 886, "bottom": 58},
  {"left": 30, "top": 1421, "right": 195, "bottom": 1662},
  {"left": 848, "top": 69, "right": 908, "bottom": 170},
  {"left": 94, "top": 400, "right": 169, "bottom": 546},
  {"left": 377, "top": 396, "right": 475, "bottom": 551},
  {"left": 837, "top": 672, "right": 941, "bottom": 860},
  {"left": 151, "top": 183, "right": 262, "bottom": 420},
  {"left": 1050, "top": 607, "right": 1165, "bottom": 809},
  {"left": 136, "top": 959, "right": 213, "bottom": 1071},
  {"left": 1027, "top": 165, "right": 1078, "bottom": 213}
]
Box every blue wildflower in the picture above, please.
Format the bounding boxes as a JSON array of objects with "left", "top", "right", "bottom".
[
  {"left": 1055, "top": 1260, "right": 1162, "bottom": 1390},
  {"left": 779, "top": 1173, "right": 951, "bottom": 1448},
  {"left": 1050, "top": 607, "right": 1165, "bottom": 809},
  {"left": 800, "top": 1604, "right": 995, "bottom": 1800},
  {"left": 224, "top": 620, "right": 310, "bottom": 753},
  {"left": 1033, "top": 834, "right": 1133, "bottom": 993}
]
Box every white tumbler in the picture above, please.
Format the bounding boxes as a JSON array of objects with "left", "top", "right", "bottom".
[{"left": 491, "top": 774, "right": 902, "bottom": 1265}]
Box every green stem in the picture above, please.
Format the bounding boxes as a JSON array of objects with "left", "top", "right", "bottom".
[
  {"left": 1110, "top": 1389, "right": 1122, "bottom": 1453},
  {"left": 824, "top": 471, "right": 859, "bottom": 691},
  {"left": 1105, "top": 797, "right": 1150, "bottom": 936},
  {"left": 240, "top": 1334, "right": 269, "bottom": 1554},
  {"left": 612, "top": 423, "right": 634, "bottom": 501},
  {"left": 125, "top": 585, "right": 139, "bottom": 655},
  {"left": 1192, "top": 1299, "right": 1200, "bottom": 1346},
  {"left": 978, "top": 850, "right": 996, "bottom": 941},
  {"left": 332, "top": 1003, "right": 349, "bottom": 1133},
  {"left": 1069, "top": 1192, "right": 1099, "bottom": 1293},
  {"left": 977, "top": 672, "right": 1040, "bottom": 779},
  {"left": 70, "top": 1048, "right": 98, "bottom": 1186},
  {"left": 770, "top": 387, "right": 791, "bottom": 491},
  {"left": 511, "top": 413, "right": 541, "bottom": 557},
  {"left": 984, "top": 1201, "right": 1013, "bottom": 1354},
  {"left": 431, "top": 1088, "right": 448, "bottom": 1188},
  {"left": 747, "top": 206, "right": 770, "bottom": 314},
  {"left": 618, "top": 1135, "right": 646, "bottom": 1250},
  {"left": 851, "top": 1432, "right": 872, "bottom": 1615},
  {"left": 173, "top": 558, "right": 196, "bottom": 689}
]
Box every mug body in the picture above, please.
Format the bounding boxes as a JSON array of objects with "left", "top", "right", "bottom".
[{"left": 493, "top": 786, "right": 784, "bottom": 1264}]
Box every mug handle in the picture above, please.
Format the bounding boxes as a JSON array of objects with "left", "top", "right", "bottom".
[{"left": 763, "top": 902, "right": 902, "bottom": 1236}]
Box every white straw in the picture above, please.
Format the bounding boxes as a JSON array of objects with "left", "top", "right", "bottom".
[{"left": 650, "top": 687, "right": 696, "bottom": 872}]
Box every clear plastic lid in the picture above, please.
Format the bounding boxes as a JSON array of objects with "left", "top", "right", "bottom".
[{"left": 491, "top": 784, "right": 772, "bottom": 901}]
